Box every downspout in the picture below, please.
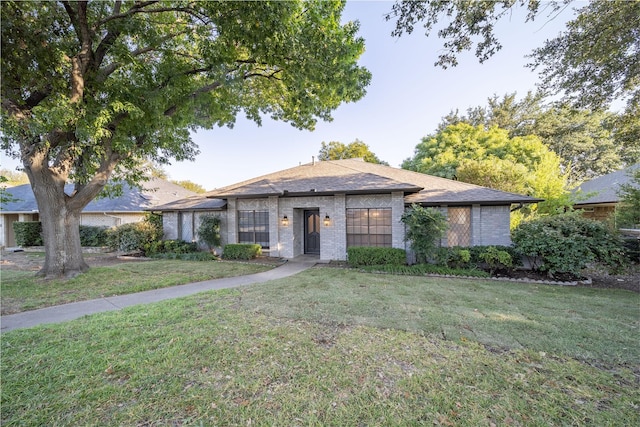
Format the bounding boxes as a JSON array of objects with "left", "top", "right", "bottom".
[{"left": 510, "top": 203, "right": 523, "bottom": 212}]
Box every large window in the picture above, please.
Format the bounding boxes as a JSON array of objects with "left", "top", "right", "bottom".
[
  {"left": 346, "top": 208, "right": 392, "bottom": 247},
  {"left": 447, "top": 207, "right": 471, "bottom": 247},
  {"left": 238, "top": 210, "right": 269, "bottom": 248}
]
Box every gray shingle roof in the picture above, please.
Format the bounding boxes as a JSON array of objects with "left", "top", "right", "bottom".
[
  {"left": 573, "top": 164, "right": 640, "bottom": 205},
  {"left": 205, "top": 158, "right": 541, "bottom": 205},
  {"left": 151, "top": 195, "right": 226, "bottom": 211},
  {"left": 1, "top": 178, "right": 196, "bottom": 213}
]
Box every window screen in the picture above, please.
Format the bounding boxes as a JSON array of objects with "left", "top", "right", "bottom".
[{"left": 447, "top": 207, "right": 471, "bottom": 247}]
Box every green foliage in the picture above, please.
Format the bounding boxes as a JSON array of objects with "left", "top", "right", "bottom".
[
  {"left": 528, "top": 0, "right": 640, "bottom": 127},
  {"left": 615, "top": 168, "right": 640, "bottom": 229},
  {"left": 144, "top": 240, "right": 198, "bottom": 256},
  {"left": 172, "top": 180, "right": 206, "bottom": 193},
  {"left": 79, "top": 226, "right": 109, "bottom": 247},
  {"left": 466, "top": 245, "right": 520, "bottom": 265},
  {"left": 478, "top": 246, "right": 513, "bottom": 274},
  {"left": 150, "top": 252, "right": 216, "bottom": 262},
  {"left": 143, "top": 213, "right": 163, "bottom": 242},
  {"left": 222, "top": 244, "right": 262, "bottom": 260},
  {"left": 512, "top": 213, "right": 626, "bottom": 277},
  {"left": 0, "top": 0, "right": 370, "bottom": 276},
  {"left": 346, "top": 247, "right": 406, "bottom": 267},
  {"left": 106, "top": 222, "right": 159, "bottom": 254},
  {"left": 402, "top": 123, "right": 571, "bottom": 220},
  {"left": 434, "top": 247, "right": 471, "bottom": 269},
  {"left": 359, "top": 263, "right": 489, "bottom": 278},
  {"left": 438, "top": 93, "right": 625, "bottom": 185},
  {"left": 12, "top": 222, "right": 43, "bottom": 246},
  {"left": 197, "top": 216, "right": 222, "bottom": 250},
  {"left": 400, "top": 204, "right": 448, "bottom": 263},
  {"left": 318, "top": 140, "right": 389, "bottom": 165}
]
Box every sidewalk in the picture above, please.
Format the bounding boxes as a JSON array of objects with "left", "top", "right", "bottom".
[{"left": 1, "top": 257, "right": 317, "bottom": 333}]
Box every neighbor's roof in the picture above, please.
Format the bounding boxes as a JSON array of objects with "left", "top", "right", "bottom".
[
  {"left": 205, "top": 158, "right": 541, "bottom": 205},
  {"left": 0, "top": 178, "right": 196, "bottom": 214},
  {"left": 151, "top": 195, "right": 226, "bottom": 211},
  {"left": 573, "top": 164, "right": 639, "bottom": 206}
]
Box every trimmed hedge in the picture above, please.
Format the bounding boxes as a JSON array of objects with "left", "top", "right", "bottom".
[
  {"left": 12, "top": 222, "right": 43, "bottom": 246},
  {"left": 150, "top": 252, "right": 216, "bottom": 261},
  {"left": 347, "top": 246, "right": 406, "bottom": 267},
  {"left": 222, "top": 244, "right": 262, "bottom": 260},
  {"left": 79, "top": 226, "right": 109, "bottom": 247},
  {"left": 145, "top": 239, "right": 198, "bottom": 256},
  {"left": 359, "top": 263, "right": 490, "bottom": 278}
]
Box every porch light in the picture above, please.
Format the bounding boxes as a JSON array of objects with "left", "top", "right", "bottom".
[
  {"left": 281, "top": 215, "right": 289, "bottom": 226},
  {"left": 324, "top": 214, "right": 330, "bottom": 226}
]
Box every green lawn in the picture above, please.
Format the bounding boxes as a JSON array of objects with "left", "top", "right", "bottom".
[
  {"left": 2, "top": 267, "right": 638, "bottom": 426},
  {"left": 0, "top": 260, "right": 273, "bottom": 314}
]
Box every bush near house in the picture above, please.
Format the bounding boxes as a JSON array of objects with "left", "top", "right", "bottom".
[
  {"left": 106, "top": 222, "right": 159, "bottom": 254},
  {"left": 347, "top": 247, "right": 407, "bottom": 267},
  {"left": 79, "top": 226, "right": 109, "bottom": 247},
  {"left": 512, "top": 212, "right": 626, "bottom": 277},
  {"left": 145, "top": 240, "right": 198, "bottom": 256},
  {"left": 222, "top": 244, "right": 262, "bottom": 260},
  {"left": 12, "top": 221, "right": 43, "bottom": 246}
]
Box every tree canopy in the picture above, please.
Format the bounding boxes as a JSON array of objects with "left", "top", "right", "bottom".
[
  {"left": 318, "top": 140, "right": 388, "bottom": 165},
  {"left": 387, "top": 1, "right": 639, "bottom": 131},
  {"left": 402, "top": 123, "right": 570, "bottom": 219},
  {"left": 438, "top": 92, "right": 627, "bottom": 184},
  {"left": 0, "top": 0, "right": 371, "bottom": 277}
]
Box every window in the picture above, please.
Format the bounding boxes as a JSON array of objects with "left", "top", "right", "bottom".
[
  {"left": 447, "top": 207, "right": 471, "bottom": 247},
  {"left": 346, "top": 208, "right": 392, "bottom": 247},
  {"left": 238, "top": 210, "right": 269, "bottom": 248}
]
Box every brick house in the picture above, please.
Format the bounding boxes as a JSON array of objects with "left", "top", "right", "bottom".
[{"left": 155, "top": 159, "right": 540, "bottom": 261}]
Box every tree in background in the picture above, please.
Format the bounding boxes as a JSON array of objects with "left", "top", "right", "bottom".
[
  {"left": 0, "top": 168, "right": 29, "bottom": 186},
  {"left": 402, "top": 123, "right": 570, "bottom": 221},
  {"left": 172, "top": 180, "right": 206, "bottom": 194},
  {"left": 318, "top": 140, "right": 389, "bottom": 165},
  {"left": 387, "top": 0, "right": 639, "bottom": 173},
  {"left": 1, "top": 1, "right": 370, "bottom": 278},
  {"left": 438, "top": 93, "right": 625, "bottom": 185}
]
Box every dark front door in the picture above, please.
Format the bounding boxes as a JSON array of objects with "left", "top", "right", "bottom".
[{"left": 304, "top": 210, "right": 320, "bottom": 254}]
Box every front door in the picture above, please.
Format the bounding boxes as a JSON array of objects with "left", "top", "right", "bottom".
[{"left": 304, "top": 210, "right": 320, "bottom": 254}]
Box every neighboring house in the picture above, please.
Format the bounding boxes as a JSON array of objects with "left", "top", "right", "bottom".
[
  {"left": 158, "top": 158, "right": 540, "bottom": 261},
  {"left": 573, "top": 164, "right": 640, "bottom": 222},
  {"left": 0, "top": 178, "right": 196, "bottom": 247}
]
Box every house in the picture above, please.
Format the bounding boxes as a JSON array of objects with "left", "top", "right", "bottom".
[
  {"left": 156, "top": 158, "right": 541, "bottom": 261},
  {"left": 0, "top": 178, "right": 196, "bottom": 247},
  {"left": 572, "top": 164, "right": 639, "bottom": 222}
]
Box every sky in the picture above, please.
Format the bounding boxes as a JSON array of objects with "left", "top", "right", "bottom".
[{"left": 0, "top": 0, "right": 579, "bottom": 190}]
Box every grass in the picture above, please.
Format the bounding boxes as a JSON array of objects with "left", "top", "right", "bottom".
[
  {"left": 0, "top": 260, "right": 273, "bottom": 314},
  {"left": 2, "top": 267, "right": 639, "bottom": 426}
]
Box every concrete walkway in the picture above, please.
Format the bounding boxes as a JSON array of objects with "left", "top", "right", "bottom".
[{"left": 1, "top": 257, "right": 318, "bottom": 333}]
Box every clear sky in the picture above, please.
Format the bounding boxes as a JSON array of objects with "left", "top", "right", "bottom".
[{"left": 0, "top": 0, "right": 578, "bottom": 190}]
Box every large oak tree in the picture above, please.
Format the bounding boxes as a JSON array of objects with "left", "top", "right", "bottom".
[{"left": 1, "top": 0, "right": 371, "bottom": 278}]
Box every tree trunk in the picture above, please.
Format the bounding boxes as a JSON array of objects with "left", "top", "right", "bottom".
[{"left": 31, "top": 177, "right": 89, "bottom": 279}]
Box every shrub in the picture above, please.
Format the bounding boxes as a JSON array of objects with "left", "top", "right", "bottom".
[
  {"left": 79, "top": 226, "right": 109, "bottom": 247},
  {"left": 479, "top": 246, "right": 513, "bottom": 274},
  {"left": 222, "top": 244, "right": 262, "bottom": 260},
  {"left": 150, "top": 252, "right": 216, "bottom": 261},
  {"left": 197, "top": 215, "right": 221, "bottom": 250},
  {"left": 106, "top": 222, "right": 158, "bottom": 254},
  {"left": 468, "top": 245, "right": 521, "bottom": 267},
  {"left": 347, "top": 246, "right": 406, "bottom": 267},
  {"left": 359, "top": 263, "right": 489, "bottom": 278},
  {"left": 143, "top": 212, "right": 163, "bottom": 242},
  {"left": 12, "top": 221, "right": 43, "bottom": 246},
  {"left": 401, "top": 204, "right": 447, "bottom": 263},
  {"left": 512, "top": 212, "right": 626, "bottom": 277},
  {"left": 434, "top": 247, "right": 471, "bottom": 268},
  {"left": 145, "top": 239, "right": 198, "bottom": 256}
]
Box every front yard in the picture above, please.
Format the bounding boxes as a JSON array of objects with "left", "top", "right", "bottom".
[{"left": 1, "top": 266, "right": 638, "bottom": 426}]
